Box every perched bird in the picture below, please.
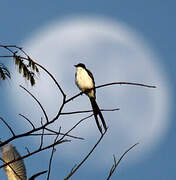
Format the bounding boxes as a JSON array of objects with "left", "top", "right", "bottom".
[
  {"left": 75, "top": 63, "right": 107, "bottom": 134},
  {"left": 0, "top": 141, "right": 27, "bottom": 180}
]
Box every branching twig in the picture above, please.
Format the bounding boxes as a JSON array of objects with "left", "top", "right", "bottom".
[
  {"left": 106, "top": 143, "right": 139, "bottom": 180},
  {"left": 47, "top": 132, "right": 60, "bottom": 180},
  {"left": 20, "top": 85, "right": 49, "bottom": 123},
  {"left": 0, "top": 117, "right": 15, "bottom": 136},
  {"left": 45, "top": 128, "right": 84, "bottom": 140},
  {"left": 0, "top": 139, "right": 70, "bottom": 170},
  {"left": 58, "top": 114, "right": 94, "bottom": 143},
  {"left": 64, "top": 130, "right": 107, "bottom": 180}
]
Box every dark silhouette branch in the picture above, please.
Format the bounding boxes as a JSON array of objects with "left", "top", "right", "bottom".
[
  {"left": 39, "top": 119, "right": 45, "bottom": 150},
  {"left": 65, "top": 81, "right": 156, "bottom": 103},
  {"left": 0, "top": 139, "right": 70, "bottom": 170},
  {"left": 106, "top": 143, "right": 139, "bottom": 180},
  {"left": 20, "top": 85, "right": 49, "bottom": 123},
  {"left": 47, "top": 134, "right": 59, "bottom": 180},
  {"left": 0, "top": 117, "right": 15, "bottom": 137},
  {"left": 28, "top": 170, "right": 48, "bottom": 180},
  {"left": 19, "top": 114, "right": 35, "bottom": 130},
  {"left": 45, "top": 128, "right": 84, "bottom": 140},
  {"left": 30, "top": 132, "right": 84, "bottom": 140},
  {"left": 64, "top": 130, "right": 107, "bottom": 180},
  {"left": 96, "top": 82, "right": 156, "bottom": 89},
  {"left": 60, "top": 108, "right": 120, "bottom": 115},
  {"left": 58, "top": 114, "right": 94, "bottom": 143}
]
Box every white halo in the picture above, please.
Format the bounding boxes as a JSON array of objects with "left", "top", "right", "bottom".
[{"left": 9, "top": 16, "right": 171, "bottom": 168}]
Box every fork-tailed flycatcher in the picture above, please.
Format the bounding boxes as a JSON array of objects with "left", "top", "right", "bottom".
[{"left": 74, "top": 63, "right": 107, "bottom": 134}]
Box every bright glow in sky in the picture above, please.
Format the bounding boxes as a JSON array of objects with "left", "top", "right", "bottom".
[{"left": 9, "top": 16, "right": 171, "bottom": 168}]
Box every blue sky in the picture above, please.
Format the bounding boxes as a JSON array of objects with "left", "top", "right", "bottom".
[{"left": 0, "top": 1, "right": 176, "bottom": 179}]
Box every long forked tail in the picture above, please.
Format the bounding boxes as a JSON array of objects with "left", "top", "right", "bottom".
[{"left": 90, "top": 98, "right": 107, "bottom": 134}]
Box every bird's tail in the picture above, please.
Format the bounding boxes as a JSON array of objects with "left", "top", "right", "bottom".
[{"left": 90, "top": 98, "right": 107, "bottom": 134}]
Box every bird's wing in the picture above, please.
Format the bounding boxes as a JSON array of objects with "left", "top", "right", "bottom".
[
  {"left": 86, "top": 68, "right": 96, "bottom": 97},
  {"left": 2, "top": 144, "right": 27, "bottom": 180}
]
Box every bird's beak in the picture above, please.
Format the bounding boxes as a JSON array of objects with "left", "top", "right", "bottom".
[{"left": 74, "top": 65, "right": 77, "bottom": 67}]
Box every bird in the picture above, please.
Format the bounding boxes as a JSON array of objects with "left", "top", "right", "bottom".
[
  {"left": 0, "top": 141, "right": 27, "bottom": 180},
  {"left": 74, "top": 63, "right": 107, "bottom": 134}
]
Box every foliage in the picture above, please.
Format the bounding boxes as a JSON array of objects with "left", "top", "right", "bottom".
[{"left": 0, "top": 63, "right": 10, "bottom": 80}]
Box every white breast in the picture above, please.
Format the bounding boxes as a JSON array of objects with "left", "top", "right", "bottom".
[{"left": 75, "top": 67, "right": 94, "bottom": 91}]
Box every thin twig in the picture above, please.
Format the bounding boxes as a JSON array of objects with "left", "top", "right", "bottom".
[
  {"left": 60, "top": 108, "right": 120, "bottom": 115},
  {"left": 64, "top": 130, "right": 107, "bottom": 180},
  {"left": 65, "top": 81, "right": 156, "bottom": 103},
  {"left": 0, "top": 117, "right": 15, "bottom": 136},
  {"left": 25, "top": 147, "right": 30, "bottom": 154},
  {"left": 106, "top": 143, "right": 139, "bottom": 180},
  {"left": 19, "top": 114, "right": 35, "bottom": 130},
  {"left": 45, "top": 128, "right": 84, "bottom": 140},
  {"left": 96, "top": 82, "right": 156, "bottom": 89},
  {"left": 39, "top": 118, "right": 45, "bottom": 150},
  {"left": 47, "top": 132, "right": 60, "bottom": 180},
  {"left": 28, "top": 170, "right": 48, "bottom": 180},
  {"left": 58, "top": 114, "right": 94, "bottom": 143},
  {"left": 34, "top": 61, "right": 66, "bottom": 97},
  {"left": 65, "top": 92, "right": 83, "bottom": 104},
  {"left": 0, "top": 139, "right": 70, "bottom": 170},
  {"left": 20, "top": 85, "right": 49, "bottom": 123}
]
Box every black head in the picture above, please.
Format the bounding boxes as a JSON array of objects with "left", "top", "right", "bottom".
[{"left": 74, "top": 63, "right": 86, "bottom": 68}]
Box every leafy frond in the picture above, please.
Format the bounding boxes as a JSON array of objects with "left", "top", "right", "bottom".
[
  {"left": 14, "top": 55, "right": 39, "bottom": 86},
  {"left": 0, "top": 63, "right": 11, "bottom": 80}
]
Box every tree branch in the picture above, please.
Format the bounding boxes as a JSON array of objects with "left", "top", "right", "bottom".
[
  {"left": 20, "top": 85, "right": 49, "bottom": 123},
  {"left": 106, "top": 143, "right": 139, "bottom": 180},
  {"left": 60, "top": 108, "right": 120, "bottom": 115},
  {"left": 64, "top": 130, "right": 107, "bottom": 180},
  {"left": 0, "top": 117, "right": 15, "bottom": 137}
]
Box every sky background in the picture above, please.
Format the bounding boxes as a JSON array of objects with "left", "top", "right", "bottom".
[{"left": 0, "top": 1, "right": 176, "bottom": 180}]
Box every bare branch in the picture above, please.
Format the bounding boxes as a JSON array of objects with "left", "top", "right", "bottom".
[
  {"left": 58, "top": 114, "right": 94, "bottom": 143},
  {"left": 20, "top": 85, "right": 49, "bottom": 123},
  {"left": 65, "top": 92, "right": 83, "bottom": 104},
  {"left": 65, "top": 81, "right": 156, "bottom": 103},
  {"left": 34, "top": 61, "right": 66, "bottom": 98},
  {"left": 96, "top": 82, "right": 156, "bottom": 89},
  {"left": 0, "top": 117, "right": 15, "bottom": 137},
  {"left": 25, "top": 147, "right": 30, "bottom": 154},
  {"left": 39, "top": 118, "right": 45, "bottom": 150},
  {"left": 0, "top": 139, "right": 70, "bottom": 170},
  {"left": 106, "top": 143, "right": 139, "bottom": 180},
  {"left": 19, "top": 114, "right": 35, "bottom": 130},
  {"left": 60, "top": 108, "right": 120, "bottom": 115},
  {"left": 28, "top": 170, "right": 48, "bottom": 180},
  {"left": 47, "top": 133, "right": 59, "bottom": 180},
  {"left": 45, "top": 128, "right": 84, "bottom": 140},
  {"left": 64, "top": 130, "right": 107, "bottom": 180}
]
